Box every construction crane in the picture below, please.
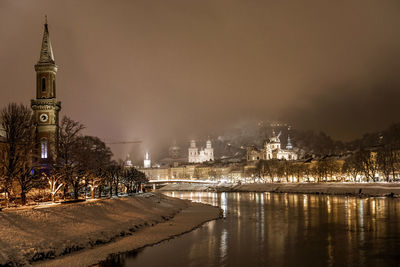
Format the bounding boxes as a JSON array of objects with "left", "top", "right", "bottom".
[{"left": 105, "top": 140, "right": 142, "bottom": 145}]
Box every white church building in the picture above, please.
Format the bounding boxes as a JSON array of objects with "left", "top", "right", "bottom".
[
  {"left": 247, "top": 130, "right": 298, "bottom": 161},
  {"left": 188, "top": 139, "right": 214, "bottom": 163}
]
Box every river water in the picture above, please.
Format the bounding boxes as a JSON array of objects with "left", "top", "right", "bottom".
[{"left": 99, "top": 192, "right": 400, "bottom": 266}]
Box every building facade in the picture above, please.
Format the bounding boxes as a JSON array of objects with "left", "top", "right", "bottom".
[
  {"left": 31, "top": 19, "right": 61, "bottom": 161},
  {"left": 247, "top": 130, "right": 297, "bottom": 161},
  {"left": 188, "top": 139, "right": 214, "bottom": 163},
  {"left": 144, "top": 152, "right": 151, "bottom": 168}
]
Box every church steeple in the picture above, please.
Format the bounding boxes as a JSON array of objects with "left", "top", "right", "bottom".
[
  {"left": 31, "top": 17, "right": 61, "bottom": 161},
  {"left": 34, "top": 17, "right": 58, "bottom": 100},
  {"left": 286, "top": 135, "right": 293, "bottom": 150},
  {"left": 286, "top": 126, "right": 293, "bottom": 150},
  {"left": 38, "top": 16, "right": 55, "bottom": 64}
]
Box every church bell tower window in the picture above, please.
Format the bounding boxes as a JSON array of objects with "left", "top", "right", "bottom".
[
  {"left": 41, "top": 139, "right": 48, "bottom": 159},
  {"left": 41, "top": 77, "right": 46, "bottom": 92}
]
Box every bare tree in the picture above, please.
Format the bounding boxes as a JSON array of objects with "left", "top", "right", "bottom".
[
  {"left": 342, "top": 153, "right": 363, "bottom": 182},
  {"left": 81, "top": 136, "right": 112, "bottom": 198},
  {"left": 376, "top": 127, "right": 400, "bottom": 182},
  {"left": 41, "top": 167, "right": 64, "bottom": 202},
  {"left": 121, "top": 167, "right": 147, "bottom": 194},
  {"left": 377, "top": 146, "right": 392, "bottom": 182},
  {"left": 57, "top": 116, "right": 85, "bottom": 199},
  {"left": 256, "top": 159, "right": 281, "bottom": 182},
  {"left": 0, "top": 103, "right": 40, "bottom": 205},
  {"left": 69, "top": 135, "right": 112, "bottom": 199},
  {"left": 292, "top": 162, "right": 307, "bottom": 182},
  {"left": 359, "top": 148, "right": 378, "bottom": 182},
  {"left": 106, "top": 161, "right": 123, "bottom": 197}
]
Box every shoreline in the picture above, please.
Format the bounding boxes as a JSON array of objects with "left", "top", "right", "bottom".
[
  {"left": 36, "top": 202, "right": 221, "bottom": 267},
  {"left": 0, "top": 193, "right": 221, "bottom": 267},
  {"left": 159, "top": 182, "right": 400, "bottom": 198}
]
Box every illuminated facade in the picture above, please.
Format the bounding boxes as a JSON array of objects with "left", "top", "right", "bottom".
[
  {"left": 125, "top": 154, "right": 133, "bottom": 167},
  {"left": 247, "top": 130, "right": 298, "bottom": 161},
  {"left": 31, "top": 19, "right": 61, "bottom": 161},
  {"left": 188, "top": 139, "right": 214, "bottom": 163},
  {"left": 144, "top": 152, "right": 151, "bottom": 168}
]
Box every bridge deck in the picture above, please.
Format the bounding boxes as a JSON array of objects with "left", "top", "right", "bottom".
[{"left": 147, "top": 179, "right": 217, "bottom": 184}]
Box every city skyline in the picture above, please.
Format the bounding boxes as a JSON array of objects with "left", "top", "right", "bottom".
[
  {"left": 1, "top": 0, "right": 400, "bottom": 160},
  {"left": 1, "top": 2, "right": 400, "bottom": 266}
]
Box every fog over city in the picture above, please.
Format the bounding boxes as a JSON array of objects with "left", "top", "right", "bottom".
[{"left": 1, "top": 0, "right": 400, "bottom": 159}]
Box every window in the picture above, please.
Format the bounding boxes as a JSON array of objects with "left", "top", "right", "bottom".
[
  {"left": 41, "top": 139, "right": 48, "bottom": 159},
  {"left": 41, "top": 78, "right": 46, "bottom": 92},
  {"left": 53, "top": 80, "right": 56, "bottom": 96}
]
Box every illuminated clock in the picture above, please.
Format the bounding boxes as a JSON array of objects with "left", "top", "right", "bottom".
[{"left": 39, "top": 113, "right": 49, "bottom": 123}]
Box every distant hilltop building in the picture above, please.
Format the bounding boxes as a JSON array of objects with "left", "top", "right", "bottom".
[
  {"left": 247, "top": 130, "right": 298, "bottom": 161},
  {"left": 188, "top": 139, "right": 214, "bottom": 163},
  {"left": 169, "top": 141, "right": 181, "bottom": 159},
  {"left": 144, "top": 152, "right": 151, "bottom": 168},
  {"left": 125, "top": 154, "right": 133, "bottom": 167}
]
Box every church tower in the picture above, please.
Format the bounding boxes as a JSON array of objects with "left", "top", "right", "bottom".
[
  {"left": 144, "top": 152, "right": 151, "bottom": 168},
  {"left": 31, "top": 17, "right": 61, "bottom": 160},
  {"left": 204, "top": 139, "right": 214, "bottom": 161},
  {"left": 188, "top": 140, "right": 199, "bottom": 163}
]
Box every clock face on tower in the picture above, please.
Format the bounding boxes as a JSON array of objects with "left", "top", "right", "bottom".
[{"left": 39, "top": 113, "right": 49, "bottom": 123}]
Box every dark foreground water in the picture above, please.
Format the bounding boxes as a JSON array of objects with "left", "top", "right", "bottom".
[{"left": 99, "top": 192, "right": 400, "bottom": 266}]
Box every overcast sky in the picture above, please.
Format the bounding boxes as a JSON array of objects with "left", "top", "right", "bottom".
[{"left": 1, "top": 0, "right": 400, "bottom": 159}]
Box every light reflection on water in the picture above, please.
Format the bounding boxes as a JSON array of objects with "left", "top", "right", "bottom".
[{"left": 99, "top": 192, "right": 400, "bottom": 267}]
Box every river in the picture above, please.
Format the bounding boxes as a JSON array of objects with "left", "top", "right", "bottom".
[{"left": 99, "top": 192, "right": 400, "bottom": 266}]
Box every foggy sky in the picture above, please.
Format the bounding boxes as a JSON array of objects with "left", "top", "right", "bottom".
[{"left": 1, "top": 0, "right": 400, "bottom": 160}]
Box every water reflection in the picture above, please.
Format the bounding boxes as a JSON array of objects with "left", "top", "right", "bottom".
[
  {"left": 220, "top": 193, "right": 228, "bottom": 218},
  {"left": 99, "top": 192, "right": 400, "bottom": 267}
]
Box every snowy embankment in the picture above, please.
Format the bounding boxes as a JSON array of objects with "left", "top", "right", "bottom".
[
  {"left": 159, "top": 182, "right": 400, "bottom": 197},
  {"left": 0, "top": 193, "right": 221, "bottom": 266}
]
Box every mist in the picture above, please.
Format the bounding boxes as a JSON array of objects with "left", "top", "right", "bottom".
[{"left": 1, "top": 0, "right": 399, "bottom": 160}]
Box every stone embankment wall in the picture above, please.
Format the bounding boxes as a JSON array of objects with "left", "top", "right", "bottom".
[{"left": 159, "top": 183, "right": 400, "bottom": 197}]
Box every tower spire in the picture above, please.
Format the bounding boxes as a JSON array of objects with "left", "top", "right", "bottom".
[
  {"left": 286, "top": 135, "right": 293, "bottom": 150},
  {"left": 38, "top": 15, "right": 55, "bottom": 64},
  {"left": 286, "top": 126, "right": 293, "bottom": 150}
]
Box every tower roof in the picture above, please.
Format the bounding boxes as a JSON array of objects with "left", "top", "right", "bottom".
[
  {"left": 286, "top": 135, "right": 293, "bottom": 150},
  {"left": 38, "top": 16, "right": 55, "bottom": 64}
]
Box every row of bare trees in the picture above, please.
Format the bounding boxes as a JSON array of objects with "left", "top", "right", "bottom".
[
  {"left": 251, "top": 125, "right": 400, "bottom": 183},
  {"left": 254, "top": 149, "right": 399, "bottom": 183},
  {"left": 0, "top": 103, "right": 147, "bottom": 205},
  {"left": 252, "top": 159, "right": 336, "bottom": 182}
]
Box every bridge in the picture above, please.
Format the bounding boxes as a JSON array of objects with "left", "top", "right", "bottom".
[
  {"left": 147, "top": 179, "right": 218, "bottom": 184},
  {"left": 145, "top": 179, "right": 217, "bottom": 190}
]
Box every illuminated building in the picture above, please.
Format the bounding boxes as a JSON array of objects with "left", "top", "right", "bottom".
[
  {"left": 31, "top": 18, "right": 61, "bottom": 161},
  {"left": 188, "top": 139, "right": 214, "bottom": 163},
  {"left": 144, "top": 152, "right": 151, "bottom": 168},
  {"left": 125, "top": 154, "right": 133, "bottom": 167},
  {"left": 247, "top": 129, "right": 298, "bottom": 161}
]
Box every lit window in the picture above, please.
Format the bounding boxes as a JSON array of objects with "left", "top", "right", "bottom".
[
  {"left": 41, "top": 139, "right": 48, "bottom": 159},
  {"left": 42, "top": 78, "right": 46, "bottom": 92}
]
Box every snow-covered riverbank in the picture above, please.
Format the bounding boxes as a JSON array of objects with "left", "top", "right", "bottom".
[
  {"left": 0, "top": 193, "right": 221, "bottom": 266},
  {"left": 159, "top": 182, "right": 400, "bottom": 197}
]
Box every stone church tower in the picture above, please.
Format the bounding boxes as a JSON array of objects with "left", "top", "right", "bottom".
[{"left": 31, "top": 18, "right": 61, "bottom": 160}]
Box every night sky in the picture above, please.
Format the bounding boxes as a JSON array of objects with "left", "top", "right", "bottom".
[{"left": 1, "top": 0, "right": 400, "bottom": 159}]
